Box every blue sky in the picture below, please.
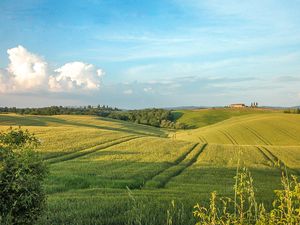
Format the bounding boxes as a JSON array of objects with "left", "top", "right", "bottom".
[{"left": 0, "top": 0, "right": 300, "bottom": 108}]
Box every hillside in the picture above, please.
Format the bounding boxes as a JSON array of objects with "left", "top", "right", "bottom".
[
  {"left": 172, "top": 108, "right": 274, "bottom": 128},
  {"left": 175, "top": 112, "right": 300, "bottom": 145},
  {"left": 0, "top": 111, "right": 299, "bottom": 224}
]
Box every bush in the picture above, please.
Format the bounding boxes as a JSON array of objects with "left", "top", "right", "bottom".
[{"left": 0, "top": 128, "right": 48, "bottom": 225}]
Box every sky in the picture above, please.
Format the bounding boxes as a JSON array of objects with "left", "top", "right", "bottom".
[{"left": 0, "top": 0, "right": 300, "bottom": 108}]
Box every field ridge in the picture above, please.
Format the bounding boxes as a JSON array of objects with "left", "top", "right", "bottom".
[
  {"left": 197, "top": 135, "right": 207, "bottom": 143},
  {"left": 43, "top": 134, "right": 134, "bottom": 160},
  {"left": 141, "top": 143, "right": 199, "bottom": 189},
  {"left": 257, "top": 146, "right": 300, "bottom": 176},
  {"left": 242, "top": 125, "right": 272, "bottom": 145},
  {"left": 220, "top": 130, "right": 238, "bottom": 144},
  {"left": 257, "top": 147, "right": 278, "bottom": 168},
  {"left": 46, "top": 136, "right": 141, "bottom": 164},
  {"left": 144, "top": 143, "right": 208, "bottom": 188}
]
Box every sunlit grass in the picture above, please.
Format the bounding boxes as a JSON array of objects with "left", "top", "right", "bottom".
[
  {"left": 173, "top": 108, "right": 274, "bottom": 128},
  {"left": 176, "top": 113, "right": 300, "bottom": 145},
  {"left": 1, "top": 112, "right": 299, "bottom": 224}
]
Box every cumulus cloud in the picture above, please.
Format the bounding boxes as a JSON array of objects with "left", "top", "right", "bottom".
[
  {"left": 49, "top": 62, "right": 104, "bottom": 91},
  {"left": 143, "top": 87, "right": 153, "bottom": 93},
  {"left": 123, "top": 89, "right": 133, "bottom": 95},
  {"left": 0, "top": 45, "right": 48, "bottom": 93},
  {"left": 7, "top": 45, "right": 48, "bottom": 90},
  {"left": 0, "top": 45, "right": 104, "bottom": 93},
  {"left": 0, "top": 69, "right": 13, "bottom": 93}
]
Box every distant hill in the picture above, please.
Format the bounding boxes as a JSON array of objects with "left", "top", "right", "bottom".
[
  {"left": 172, "top": 108, "right": 274, "bottom": 129},
  {"left": 163, "top": 106, "right": 208, "bottom": 110},
  {"left": 175, "top": 112, "right": 300, "bottom": 145}
]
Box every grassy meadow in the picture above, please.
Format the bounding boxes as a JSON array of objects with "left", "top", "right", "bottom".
[
  {"left": 172, "top": 108, "right": 274, "bottom": 128},
  {"left": 0, "top": 109, "right": 300, "bottom": 224},
  {"left": 175, "top": 112, "right": 300, "bottom": 145}
]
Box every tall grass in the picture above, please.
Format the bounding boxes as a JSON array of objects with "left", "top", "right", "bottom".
[{"left": 193, "top": 167, "right": 300, "bottom": 225}]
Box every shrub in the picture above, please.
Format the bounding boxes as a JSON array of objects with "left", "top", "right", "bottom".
[{"left": 0, "top": 128, "right": 48, "bottom": 225}]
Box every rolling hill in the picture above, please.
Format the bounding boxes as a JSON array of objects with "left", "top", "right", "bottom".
[
  {"left": 172, "top": 108, "right": 274, "bottom": 128},
  {"left": 175, "top": 112, "right": 300, "bottom": 145},
  {"left": 0, "top": 109, "right": 299, "bottom": 225}
]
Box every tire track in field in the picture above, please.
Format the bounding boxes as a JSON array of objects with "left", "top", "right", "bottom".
[
  {"left": 277, "top": 128, "right": 299, "bottom": 143},
  {"left": 219, "top": 130, "right": 238, "bottom": 144},
  {"left": 264, "top": 119, "right": 300, "bottom": 142},
  {"left": 224, "top": 131, "right": 238, "bottom": 145},
  {"left": 258, "top": 146, "right": 300, "bottom": 175},
  {"left": 44, "top": 135, "right": 134, "bottom": 160},
  {"left": 141, "top": 143, "right": 199, "bottom": 189},
  {"left": 256, "top": 147, "right": 279, "bottom": 168},
  {"left": 159, "top": 143, "right": 208, "bottom": 188},
  {"left": 198, "top": 137, "right": 203, "bottom": 142},
  {"left": 241, "top": 125, "right": 272, "bottom": 145},
  {"left": 143, "top": 143, "right": 208, "bottom": 189},
  {"left": 198, "top": 135, "right": 207, "bottom": 143},
  {"left": 47, "top": 136, "right": 142, "bottom": 164},
  {"left": 260, "top": 122, "right": 298, "bottom": 143}
]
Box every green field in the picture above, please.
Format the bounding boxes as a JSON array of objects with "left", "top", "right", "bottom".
[
  {"left": 175, "top": 113, "right": 300, "bottom": 145},
  {"left": 1, "top": 110, "right": 300, "bottom": 225},
  {"left": 172, "top": 108, "right": 274, "bottom": 128}
]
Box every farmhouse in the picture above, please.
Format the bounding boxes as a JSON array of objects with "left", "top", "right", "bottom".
[{"left": 230, "top": 103, "right": 246, "bottom": 108}]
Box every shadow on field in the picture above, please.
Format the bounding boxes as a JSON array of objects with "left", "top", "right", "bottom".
[
  {"left": 93, "top": 150, "right": 140, "bottom": 156},
  {"left": 171, "top": 111, "right": 184, "bottom": 120},
  {"left": 40, "top": 166, "right": 298, "bottom": 225},
  {"left": 96, "top": 117, "right": 167, "bottom": 136},
  {"left": 46, "top": 155, "right": 297, "bottom": 204},
  {"left": 40, "top": 190, "right": 199, "bottom": 225},
  {"left": 0, "top": 114, "right": 47, "bottom": 126},
  {"left": 46, "top": 160, "right": 173, "bottom": 193},
  {"left": 0, "top": 114, "right": 166, "bottom": 136},
  {"left": 40, "top": 116, "right": 166, "bottom": 137}
]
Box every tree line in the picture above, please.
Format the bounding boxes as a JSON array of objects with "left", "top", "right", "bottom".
[
  {"left": 106, "top": 108, "right": 189, "bottom": 129},
  {"left": 0, "top": 105, "right": 120, "bottom": 116},
  {"left": 284, "top": 108, "right": 300, "bottom": 114},
  {"left": 0, "top": 106, "right": 189, "bottom": 129}
]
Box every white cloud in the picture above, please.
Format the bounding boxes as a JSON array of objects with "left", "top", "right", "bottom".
[
  {"left": 7, "top": 45, "right": 48, "bottom": 90},
  {"left": 0, "top": 45, "right": 48, "bottom": 93},
  {"left": 123, "top": 89, "right": 133, "bottom": 95},
  {"left": 0, "top": 69, "right": 13, "bottom": 93},
  {"left": 143, "top": 87, "right": 153, "bottom": 93},
  {"left": 0, "top": 45, "right": 104, "bottom": 93},
  {"left": 49, "top": 62, "right": 104, "bottom": 91}
]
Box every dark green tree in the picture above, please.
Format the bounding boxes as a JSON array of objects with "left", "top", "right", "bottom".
[{"left": 0, "top": 128, "right": 48, "bottom": 225}]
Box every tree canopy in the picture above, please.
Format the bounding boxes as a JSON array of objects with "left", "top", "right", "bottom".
[{"left": 0, "top": 128, "right": 48, "bottom": 225}]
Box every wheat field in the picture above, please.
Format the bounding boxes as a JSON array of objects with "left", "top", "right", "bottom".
[{"left": 0, "top": 110, "right": 299, "bottom": 225}]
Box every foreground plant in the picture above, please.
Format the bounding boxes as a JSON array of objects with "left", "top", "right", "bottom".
[
  {"left": 0, "top": 127, "right": 48, "bottom": 225},
  {"left": 193, "top": 168, "right": 300, "bottom": 225}
]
